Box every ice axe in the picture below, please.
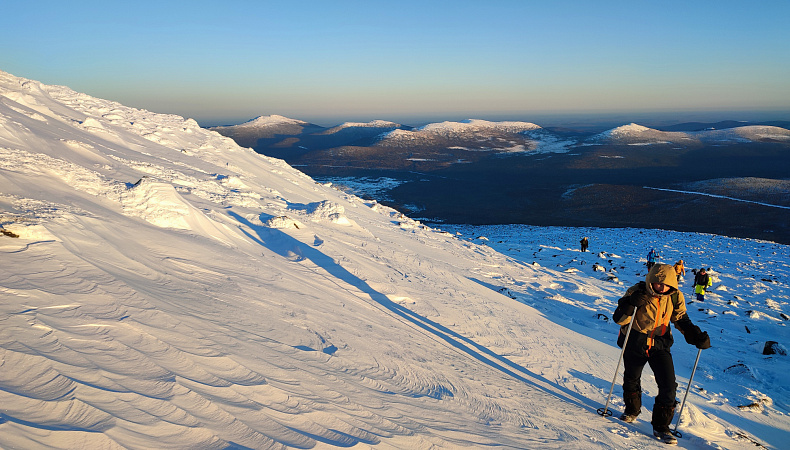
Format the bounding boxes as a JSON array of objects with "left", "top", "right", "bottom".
[{"left": 671, "top": 347, "right": 703, "bottom": 438}]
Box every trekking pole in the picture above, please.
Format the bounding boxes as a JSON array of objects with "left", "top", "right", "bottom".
[
  {"left": 671, "top": 348, "right": 702, "bottom": 438},
  {"left": 598, "top": 316, "right": 635, "bottom": 417}
]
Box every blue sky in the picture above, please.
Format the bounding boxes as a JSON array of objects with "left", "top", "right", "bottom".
[{"left": 3, "top": 1, "right": 790, "bottom": 126}]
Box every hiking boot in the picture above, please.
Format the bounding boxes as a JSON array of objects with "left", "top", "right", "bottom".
[
  {"left": 619, "top": 413, "right": 637, "bottom": 423},
  {"left": 653, "top": 429, "right": 678, "bottom": 445}
]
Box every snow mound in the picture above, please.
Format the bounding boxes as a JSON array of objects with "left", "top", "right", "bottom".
[
  {"left": 289, "top": 200, "right": 353, "bottom": 225},
  {"left": 119, "top": 178, "right": 220, "bottom": 234},
  {"left": 265, "top": 215, "right": 305, "bottom": 229}
]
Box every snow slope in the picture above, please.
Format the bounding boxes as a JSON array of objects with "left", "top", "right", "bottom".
[{"left": 1, "top": 69, "right": 788, "bottom": 449}]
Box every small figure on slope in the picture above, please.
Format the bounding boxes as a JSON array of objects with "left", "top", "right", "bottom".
[
  {"left": 580, "top": 236, "right": 589, "bottom": 252},
  {"left": 613, "top": 264, "right": 711, "bottom": 445},
  {"left": 646, "top": 248, "right": 659, "bottom": 271},
  {"left": 693, "top": 268, "right": 712, "bottom": 302},
  {"left": 673, "top": 260, "right": 686, "bottom": 281}
]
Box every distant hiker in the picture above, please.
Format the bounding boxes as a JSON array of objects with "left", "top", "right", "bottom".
[
  {"left": 612, "top": 264, "right": 710, "bottom": 444},
  {"left": 580, "top": 237, "right": 589, "bottom": 252},
  {"left": 694, "top": 268, "right": 712, "bottom": 301},
  {"left": 646, "top": 248, "right": 659, "bottom": 270},
  {"left": 673, "top": 260, "right": 686, "bottom": 278}
]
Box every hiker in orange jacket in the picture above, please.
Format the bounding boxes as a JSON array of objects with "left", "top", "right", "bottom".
[{"left": 612, "top": 264, "right": 710, "bottom": 443}]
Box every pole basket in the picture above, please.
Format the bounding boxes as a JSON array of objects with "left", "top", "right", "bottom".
[{"left": 596, "top": 407, "right": 613, "bottom": 417}]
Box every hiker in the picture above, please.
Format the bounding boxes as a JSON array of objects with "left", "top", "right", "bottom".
[
  {"left": 580, "top": 237, "right": 589, "bottom": 252},
  {"left": 673, "top": 260, "right": 686, "bottom": 278},
  {"left": 694, "top": 268, "right": 712, "bottom": 301},
  {"left": 646, "top": 248, "right": 659, "bottom": 270},
  {"left": 613, "top": 263, "right": 711, "bottom": 444}
]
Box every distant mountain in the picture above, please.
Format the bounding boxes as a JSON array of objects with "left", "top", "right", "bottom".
[
  {"left": 210, "top": 117, "right": 410, "bottom": 158},
  {"left": 698, "top": 125, "right": 790, "bottom": 143},
  {"left": 656, "top": 120, "right": 790, "bottom": 132},
  {"left": 208, "top": 114, "right": 790, "bottom": 243},
  {"left": 208, "top": 114, "right": 325, "bottom": 148},
  {"left": 214, "top": 116, "right": 790, "bottom": 167},
  {"left": 591, "top": 123, "right": 692, "bottom": 145},
  {"left": 374, "top": 119, "right": 541, "bottom": 150},
  {"left": 315, "top": 120, "right": 410, "bottom": 148},
  {"left": 591, "top": 123, "right": 790, "bottom": 146}
]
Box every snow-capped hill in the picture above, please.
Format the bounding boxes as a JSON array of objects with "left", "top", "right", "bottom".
[
  {"left": 671, "top": 125, "right": 790, "bottom": 145},
  {"left": 605, "top": 122, "right": 652, "bottom": 136},
  {"left": 731, "top": 125, "right": 790, "bottom": 142},
  {"left": 593, "top": 123, "right": 790, "bottom": 146},
  {"left": 594, "top": 123, "right": 692, "bottom": 145},
  {"left": 375, "top": 119, "right": 542, "bottom": 151},
  {"left": 209, "top": 114, "right": 320, "bottom": 147},
  {"left": 416, "top": 118, "right": 541, "bottom": 134},
  {"left": 323, "top": 119, "right": 401, "bottom": 133},
  {"left": 237, "top": 114, "right": 308, "bottom": 128}
]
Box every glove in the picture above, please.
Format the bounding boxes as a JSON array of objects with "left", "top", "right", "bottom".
[
  {"left": 682, "top": 324, "right": 711, "bottom": 349},
  {"left": 619, "top": 296, "right": 636, "bottom": 314},
  {"left": 628, "top": 291, "right": 652, "bottom": 308},
  {"left": 695, "top": 331, "right": 711, "bottom": 349},
  {"left": 612, "top": 296, "right": 635, "bottom": 323}
]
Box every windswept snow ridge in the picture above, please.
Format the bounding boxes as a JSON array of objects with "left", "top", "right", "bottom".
[{"left": 1, "top": 69, "right": 787, "bottom": 449}]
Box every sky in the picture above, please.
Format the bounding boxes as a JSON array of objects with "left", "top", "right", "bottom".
[{"left": 3, "top": 0, "right": 790, "bottom": 127}]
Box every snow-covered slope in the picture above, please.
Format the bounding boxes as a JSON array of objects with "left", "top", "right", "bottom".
[{"left": 1, "top": 70, "right": 787, "bottom": 449}]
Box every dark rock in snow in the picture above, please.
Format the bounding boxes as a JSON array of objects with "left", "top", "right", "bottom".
[
  {"left": 498, "top": 287, "right": 517, "bottom": 299},
  {"left": 724, "top": 363, "right": 757, "bottom": 379},
  {"left": 763, "top": 341, "right": 787, "bottom": 356}
]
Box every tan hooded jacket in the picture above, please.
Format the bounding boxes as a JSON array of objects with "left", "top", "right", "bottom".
[{"left": 615, "top": 264, "right": 689, "bottom": 353}]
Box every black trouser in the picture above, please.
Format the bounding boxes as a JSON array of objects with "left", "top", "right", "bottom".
[{"left": 623, "top": 347, "right": 677, "bottom": 408}]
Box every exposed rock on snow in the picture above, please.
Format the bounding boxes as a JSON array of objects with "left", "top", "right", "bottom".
[{"left": 763, "top": 341, "right": 787, "bottom": 356}]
